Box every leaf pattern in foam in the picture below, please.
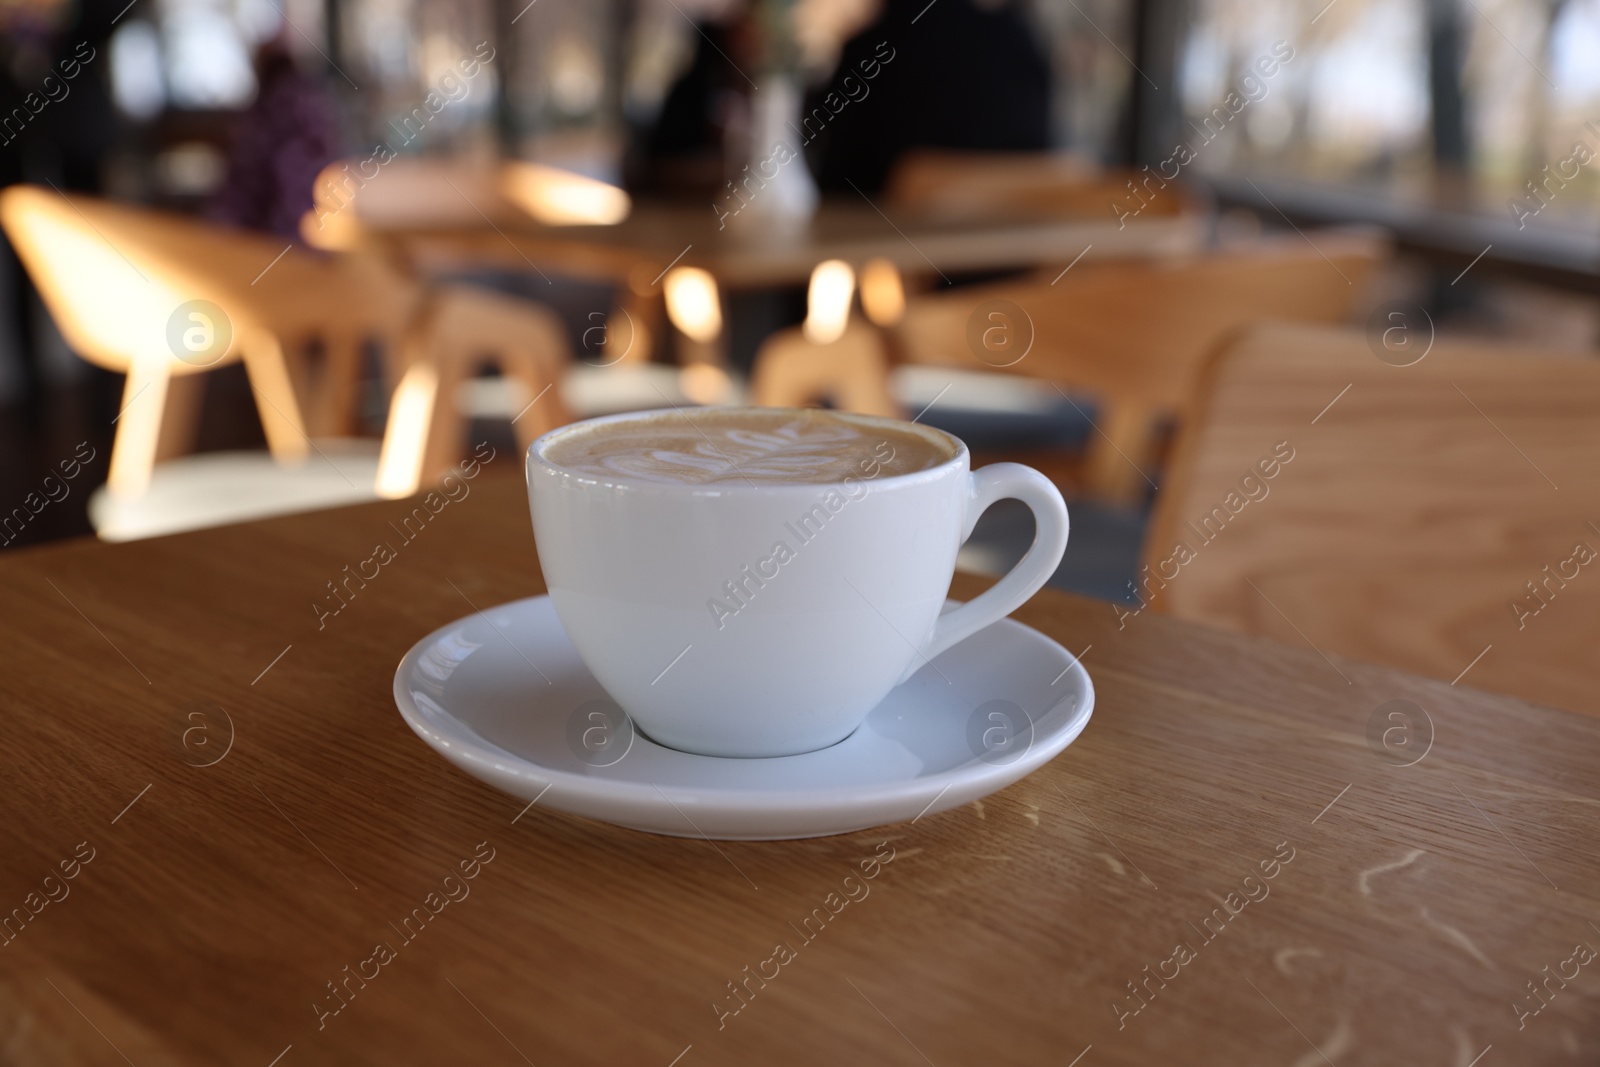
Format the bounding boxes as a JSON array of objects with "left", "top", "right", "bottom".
[{"left": 595, "top": 417, "right": 875, "bottom": 484}]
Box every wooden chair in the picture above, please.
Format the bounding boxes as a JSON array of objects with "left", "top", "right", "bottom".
[
  {"left": 1144, "top": 320, "right": 1600, "bottom": 716},
  {"left": 0, "top": 185, "right": 351, "bottom": 495},
  {"left": 885, "top": 149, "right": 1196, "bottom": 222},
  {"left": 377, "top": 285, "right": 574, "bottom": 496},
  {"left": 891, "top": 230, "right": 1388, "bottom": 502},
  {"left": 748, "top": 319, "right": 900, "bottom": 417},
  {"left": 2, "top": 184, "right": 573, "bottom": 510}
]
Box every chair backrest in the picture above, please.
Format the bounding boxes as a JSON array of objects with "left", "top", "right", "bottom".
[
  {"left": 0, "top": 186, "right": 222, "bottom": 372},
  {"left": 884, "top": 149, "right": 1192, "bottom": 222},
  {"left": 1145, "top": 321, "right": 1600, "bottom": 715},
  {"left": 749, "top": 320, "right": 900, "bottom": 418},
  {"left": 0, "top": 185, "right": 413, "bottom": 374},
  {"left": 895, "top": 229, "right": 1386, "bottom": 411}
]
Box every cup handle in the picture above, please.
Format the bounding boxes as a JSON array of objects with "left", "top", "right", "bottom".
[{"left": 898, "top": 463, "right": 1070, "bottom": 684}]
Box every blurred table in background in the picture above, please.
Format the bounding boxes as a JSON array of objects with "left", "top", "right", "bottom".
[
  {"left": 303, "top": 158, "right": 1204, "bottom": 375},
  {"left": 354, "top": 197, "right": 1202, "bottom": 375},
  {"left": 1212, "top": 174, "right": 1600, "bottom": 294},
  {"left": 357, "top": 200, "right": 1202, "bottom": 292}
]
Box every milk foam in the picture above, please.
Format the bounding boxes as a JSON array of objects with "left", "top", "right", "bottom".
[{"left": 543, "top": 409, "right": 952, "bottom": 485}]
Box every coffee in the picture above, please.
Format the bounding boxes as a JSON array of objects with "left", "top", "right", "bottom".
[{"left": 542, "top": 408, "right": 954, "bottom": 486}]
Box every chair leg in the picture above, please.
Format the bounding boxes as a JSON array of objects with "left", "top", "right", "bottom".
[
  {"left": 240, "top": 328, "right": 310, "bottom": 464},
  {"left": 375, "top": 359, "right": 438, "bottom": 499},
  {"left": 376, "top": 340, "right": 469, "bottom": 495},
  {"left": 836, "top": 330, "right": 899, "bottom": 418},
  {"left": 376, "top": 299, "right": 445, "bottom": 498},
  {"left": 497, "top": 344, "right": 568, "bottom": 455},
  {"left": 380, "top": 286, "right": 575, "bottom": 492},
  {"left": 107, "top": 359, "right": 171, "bottom": 498},
  {"left": 1083, "top": 401, "right": 1157, "bottom": 506},
  {"left": 419, "top": 345, "right": 469, "bottom": 484},
  {"left": 608, "top": 286, "right": 661, "bottom": 366},
  {"left": 153, "top": 371, "right": 205, "bottom": 464},
  {"left": 315, "top": 330, "right": 365, "bottom": 438}
]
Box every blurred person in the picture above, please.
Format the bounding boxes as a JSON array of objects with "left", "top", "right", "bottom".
[
  {"left": 0, "top": 0, "right": 120, "bottom": 412},
  {"left": 807, "top": 0, "right": 1051, "bottom": 193},
  {"left": 4, "top": 0, "right": 120, "bottom": 192},
  {"left": 625, "top": 11, "right": 760, "bottom": 197},
  {"left": 208, "top": 37, "right": 341, "bottom": 239}
]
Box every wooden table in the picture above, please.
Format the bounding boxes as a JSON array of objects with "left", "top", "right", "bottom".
[
  {"left": 4, "top": 472, "right": 1596, "bottom": 1065},
  {"left": 356, "top": 197, "right": 1198, "bottom": 368},
  {"left": 359, "top": 199, "right": 1200, "bottom": 291},
  {"left": 1210, "top": 173, "right": 1600, "bottom": 295}
]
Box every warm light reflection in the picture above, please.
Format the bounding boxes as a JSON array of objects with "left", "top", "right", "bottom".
[
  {"left": 860, "top": 258, "right": 905, "bottom": 326},
  {"left": 679, "top": 363, "right": 732, "bottom": 405},
  {"left": 804, "top": 259, "right": 856, "bottom": 344},
  {"left": 376, "top": 363, "right": 439, "bottom": 499},
  {"left": 664, "top": 267, "right": 722, "bottom": 343},
  {"left": 499, "top": 162, "right": 631, "bottom": 226},
  {"left": 300, "top": 161, "right": 364, "bottom": 251}
]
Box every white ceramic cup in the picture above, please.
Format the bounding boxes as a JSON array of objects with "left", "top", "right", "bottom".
[{"left": 526, "top": 407, "right": 1069, "bottom": 758}]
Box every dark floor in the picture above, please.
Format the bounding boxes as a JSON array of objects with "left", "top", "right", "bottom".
[
  {"left": 918, "top": 403, "right": 1145, "bottom": 604},
  {"left": 962, "top": 496, "right": 1144, "bottom": 603},
  {"left": 0, "top": 377, "right": 117, "bottom": 548},
  {"left": 0, "top": 360, "right": 282, "bottom": 548}
]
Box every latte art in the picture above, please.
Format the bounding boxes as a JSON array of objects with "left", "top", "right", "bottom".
[{"left": 543, "top": 408, "right": 953, "bottom": 485}]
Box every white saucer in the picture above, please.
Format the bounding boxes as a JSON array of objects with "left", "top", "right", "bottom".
[{"left": 393, "top": 595, "right": 1094, "bottom": 840}]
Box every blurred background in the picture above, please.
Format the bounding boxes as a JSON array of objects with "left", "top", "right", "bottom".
[{"left": 1, "top": 0, "right": 1597, "bottom": 627}]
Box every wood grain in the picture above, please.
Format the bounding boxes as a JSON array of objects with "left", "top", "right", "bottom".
[
  {"left": 1, "top": 472, "right": 1597, "bottom": 1065},
  {"left": 1148, "top": 321, "right": 1600, "bottom": 718}
]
